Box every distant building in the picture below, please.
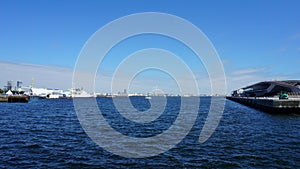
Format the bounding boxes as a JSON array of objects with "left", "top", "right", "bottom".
[
  {"left": 6, "top": 80, "right": 13, "bottom": 91},
  {"left": 16, "top": 81, "right": 22, "bottom": 89}
]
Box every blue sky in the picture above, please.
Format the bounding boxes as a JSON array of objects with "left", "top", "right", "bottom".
[{"left": 1, "top": 0, "right": 300, "bottom": 94}]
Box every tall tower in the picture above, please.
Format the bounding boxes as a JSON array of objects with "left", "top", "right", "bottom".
[
  {"left": 16, "top": 81, "right": 22, "bottom": 89},
  {"left": 7, "top": 80, "right": 13, "bottom": 91}
]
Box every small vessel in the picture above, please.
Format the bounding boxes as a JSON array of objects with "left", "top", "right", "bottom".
[
  {"left": 145, "top": 96, "right": 152, "bottom": 100},
  {"left": 46, "top": 92, "right": 62, "bottom": 99},
  {"left": 72, "top": 88, "right": 94, "bottom": 98}
]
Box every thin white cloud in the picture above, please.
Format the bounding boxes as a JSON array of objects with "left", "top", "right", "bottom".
[
  {"left": 290, "top": 33, "right": 300, "bottom": 40},
  {"left": 226, "top": 67, "right": 269, "bottom": 94},
  {"left": 232, "top": 67, "right": 266, "bottom": 75},
  {"left": 2, "top": 61, "right": 295, "bottom": 95},
  {"left": 279, "top": 46, "right": 288, "bottom": 52},
  {"left": 0, "top": 61, "right": 73, "bottom": 89}
]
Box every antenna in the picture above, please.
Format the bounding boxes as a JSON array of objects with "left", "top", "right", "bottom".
[{"left": 31, "top": 78, "right": 34, "bottom": 88}]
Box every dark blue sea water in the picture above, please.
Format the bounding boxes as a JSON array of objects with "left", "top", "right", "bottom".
[{"left": 0, "top": 97, "right": 299, "bottom": 168}]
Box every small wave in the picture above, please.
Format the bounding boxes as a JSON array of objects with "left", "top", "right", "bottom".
[{"left": 22, "top": 144, "right": 43, "bottom": 149}]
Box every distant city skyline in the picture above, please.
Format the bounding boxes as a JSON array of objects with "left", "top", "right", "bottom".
[{"left": 1, "top": 1, "right": 300, "bottom": 95}]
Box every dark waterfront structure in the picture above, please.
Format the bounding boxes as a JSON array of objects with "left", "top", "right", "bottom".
[
  {"left": 231, "top": 80, "right": 300, "bottom": 97},
  {"left": 227, "top": 80, "right": 300, "bottom": 113},
  {"left": 0, "top": 95, "right": 29, "bottom": 103},
  {"left": 226, "top": 97, "right": 300, "bottom": 113}
]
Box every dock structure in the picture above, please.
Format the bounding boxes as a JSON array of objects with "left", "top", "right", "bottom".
[
  {"left": 0, "top": 95, "right": 29, "bottom": 103},
  {"left": 226, "top": 96, "right": 300, "bottom": 113},
  {"left": 227, "top": 80, "right": 300, "bottom": 113}
]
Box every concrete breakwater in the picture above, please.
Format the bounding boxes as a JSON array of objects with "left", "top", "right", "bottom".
[{"left": 226, "top": 96, "right": 300, "bottom": 114}]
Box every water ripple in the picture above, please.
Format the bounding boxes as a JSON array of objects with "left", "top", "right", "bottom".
[{"left": 0, "top": 97, "right": 299, "bottom": 168}]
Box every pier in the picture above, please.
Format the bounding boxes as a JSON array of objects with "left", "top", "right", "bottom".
[
  {"left": 0, "top": 95, "right": 29, "bottom": 103},
  {"left": 228, "top": 80, "right": 300, "bottom": 113},
  {"left": 226, "top": 96, "right": 300, "bottom": 113}
]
